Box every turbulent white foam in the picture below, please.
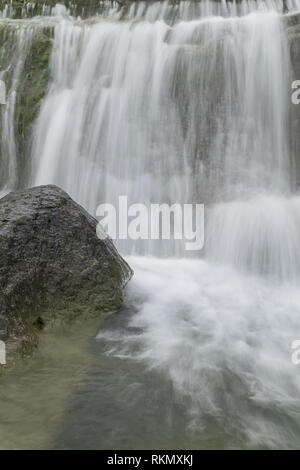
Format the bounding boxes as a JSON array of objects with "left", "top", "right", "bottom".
[{"left": 98, "top": 255, "right": 300, "bottom": 448}]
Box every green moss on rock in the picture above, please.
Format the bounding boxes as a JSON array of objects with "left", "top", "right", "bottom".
[
  {"left": 17, "top": 28, "right": 53, "bottom": 139},
  {"left": 16, "top": 27, "right": 53, "bottom": 183}
]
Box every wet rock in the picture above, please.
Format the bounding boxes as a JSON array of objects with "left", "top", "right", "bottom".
[
  {"left": 287, "top": 16, "right": 300, "bottom": 187},
  {"left": 0, "top": 315, "right": 8, "bottom": 341},
  {"left": 0, "top": 23, "right": 53, "bottom": 191},
  {"left": 0, "top": 185, "right": 133, "bottom": 364}
]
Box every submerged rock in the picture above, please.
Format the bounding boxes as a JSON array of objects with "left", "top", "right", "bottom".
[{"left": 0, "top": 185, "right": 133, "bottom": 364}]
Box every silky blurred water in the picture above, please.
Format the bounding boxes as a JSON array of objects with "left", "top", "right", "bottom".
[
  {"left": 32, "top": 3, "right": 295, "bottom": 261},
  {"left": 1, "top": 1, "right": 300, "bottom": 450}
]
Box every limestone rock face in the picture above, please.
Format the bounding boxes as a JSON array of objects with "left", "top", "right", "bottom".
[{"left": 0, "top": 185, "right": 133, "bottom": 362}]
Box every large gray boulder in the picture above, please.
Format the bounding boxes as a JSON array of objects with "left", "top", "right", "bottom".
[{"left": 0, "top": 185, "right": 133, "bottom": 363}]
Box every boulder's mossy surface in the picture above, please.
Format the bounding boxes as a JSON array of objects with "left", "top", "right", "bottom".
[{"left": 0, "top": 185, "right": 133, "bottom": 366}]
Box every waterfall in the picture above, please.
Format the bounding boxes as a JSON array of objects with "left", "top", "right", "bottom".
[
  {"left": 29, "top": 1, "right": 300, "bottom": 277},
  {"left": 0, "top": 27, "right": 34, "bottom": 196},
  {"left": 2, "top": 1, "right": 300, "bottom": 448}
]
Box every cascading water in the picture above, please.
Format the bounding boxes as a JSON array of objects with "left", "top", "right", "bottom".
[
  {"left": 2, "top": 0, "right": 300, "bottom": 449},
  {"left": 32, "top": 1, "right": 299, "bottom": 271}
]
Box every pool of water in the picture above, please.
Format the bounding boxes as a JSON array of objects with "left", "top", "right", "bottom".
[{"left": 1, "top": 256, "right": 300, "bottom": 450}]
